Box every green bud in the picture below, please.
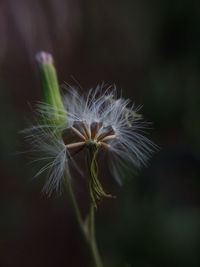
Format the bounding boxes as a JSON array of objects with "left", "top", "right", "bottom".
[{"left": 36, "top": 51, "right": 66, "bottom": 126}]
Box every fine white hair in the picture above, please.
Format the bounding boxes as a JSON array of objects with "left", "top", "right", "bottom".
[{"left": 24, "top": 85, "right": 156, "bottom": 195}]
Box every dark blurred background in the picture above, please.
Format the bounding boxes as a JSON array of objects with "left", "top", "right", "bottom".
[{"left": 1, "top": 0, "right": 200, "bottom": 266}]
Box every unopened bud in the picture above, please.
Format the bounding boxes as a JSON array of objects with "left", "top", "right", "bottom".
[{"left": 36, "top": 51, "right": 66, "bottom": 128}]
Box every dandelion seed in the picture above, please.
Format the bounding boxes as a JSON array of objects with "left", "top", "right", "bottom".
[{"left": 25, "top": 85, "right": 156, "bottom": 205}]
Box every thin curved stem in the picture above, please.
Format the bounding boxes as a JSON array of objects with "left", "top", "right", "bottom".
[
  {"left": 64, "top": 173, "right": 103, "bottom": 267},
  {"left": 64, "top": 174, "right": 85, "bottom": 236},
  {"left": 88, "top": 203, "right": 103, "bottom": 267}
]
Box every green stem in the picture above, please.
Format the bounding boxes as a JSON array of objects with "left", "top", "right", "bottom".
[
  {"left": 64, "top": 174, "right": 85, "bottom": 236},
  {"left": 64, "top": 173, "right": 103, "bottom": 267},
  {"left": 88, "top": 203, "right": 103, "bottom": 267}
]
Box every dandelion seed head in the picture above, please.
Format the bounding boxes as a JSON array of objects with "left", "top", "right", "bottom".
[{"left": 25, "top": 85, "right": 156, "bottom": 195}]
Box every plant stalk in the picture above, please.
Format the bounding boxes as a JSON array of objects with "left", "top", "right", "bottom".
[
  {"left": 64, "top": 174, "right": 103, "bottom": 267},
  {"left": 64, "top": 175, "right": 85, "bottom": 236},
  {"left": 88, "top": 202, "right": 103, "bottom": 267}
]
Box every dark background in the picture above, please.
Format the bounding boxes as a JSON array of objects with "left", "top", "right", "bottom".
[{"left": 0, "top": 0, "right": 200, "bottom": 266}]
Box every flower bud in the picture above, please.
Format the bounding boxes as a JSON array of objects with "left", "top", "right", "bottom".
[{"left": 36, "top": 51, "right": 66, "bottom": 127}]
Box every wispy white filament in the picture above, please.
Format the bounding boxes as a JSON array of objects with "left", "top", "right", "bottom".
[{"left": 24, "top": 85, "right": 156, "bottom": 195}]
